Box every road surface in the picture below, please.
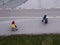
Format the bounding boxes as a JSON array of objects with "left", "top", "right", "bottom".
[
  {"left": 0, "top": 9, "right": 60, "bottom": 17},
  {"left": 0, "top": 17, "right": 60, "bottom": 36},
  {"left": 0, "top": 9, "right": 60, "bottom": 36}
]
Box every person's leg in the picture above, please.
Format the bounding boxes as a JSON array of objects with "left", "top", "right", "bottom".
[
  {"left": 12, "top": 28, "right": 15, "bottom": 31},
  {"left": 42, "top": 18, "right": 45, "bottom": 22},
  {"left": 45, "top": 18, "right": 48, "bottom": 24},
  {"left": 42, "top": 20, "right": 43, "bottom": 22}
]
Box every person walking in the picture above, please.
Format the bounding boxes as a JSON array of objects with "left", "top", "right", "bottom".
[
  {"left": 42, "top": 15, "right": 47, "bottom": 22},
  {"left": 11, "top": 20, "right": 18, "bottom": 31},
  {"left": 42, "top": 15, "right": 48, "bottom": 24}
]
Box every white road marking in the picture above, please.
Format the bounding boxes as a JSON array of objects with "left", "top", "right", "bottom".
[{"left": 0, "top": 16, "right": 60, "bottom": 18}]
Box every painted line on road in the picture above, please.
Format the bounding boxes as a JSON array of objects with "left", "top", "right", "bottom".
[{"left": 0, "top": 16, "right": 60, "bottom": 18}]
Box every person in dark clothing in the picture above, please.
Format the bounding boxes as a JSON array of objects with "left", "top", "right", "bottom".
[
  {"left": 42, "top": 15, "right": 48, "bottom": 24},
  {"left": 42, "top": 15, "right": 47, "bottom": 22}
]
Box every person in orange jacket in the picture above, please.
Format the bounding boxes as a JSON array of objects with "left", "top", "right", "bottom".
[{"left": 11, "top": 20, "right": 17, "bottom": 31}]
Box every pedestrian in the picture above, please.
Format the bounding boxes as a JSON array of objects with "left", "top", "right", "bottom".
[
  {"left": 11, "top": 20, "right": 17, "bottom": 31},
  {"left": 42, "top": 15, "right": 47, "bottom": 22}
]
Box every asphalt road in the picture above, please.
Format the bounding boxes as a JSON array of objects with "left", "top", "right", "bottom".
[
  {"left": 0, "top": 17, "right": 60, "bottom": 36},
  {"left": 0, "top": 9, "right": 60, "bottom": 17},
  {"left": 0, "top": 9, "right": 60, "bottom": 36}
]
